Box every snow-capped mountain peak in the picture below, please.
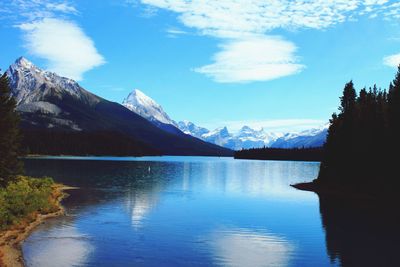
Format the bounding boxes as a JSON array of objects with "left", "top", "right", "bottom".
[
  {"left": 122, "top": 89, "right": 177, "bottom": 126},
  {"left": 14, "top": 56, "right": 34, "bottom": 69},
  {"left": 237, "top": 126, "right": 262, "bottom": 137},
  {"left": 6, "top": 57, "right": 94, "bottom": 106},
  {"left": 177, "top": 121, "right": 327, "bottom": 150}
]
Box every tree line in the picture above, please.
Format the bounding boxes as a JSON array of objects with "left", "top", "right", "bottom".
[
  {"left": 0, "top": 74, "right": 22, "bottom": 185},
  {"left": 22, "top": 129, "right": 160, "bottom": 157},
  {"left": 234, "top": 147, "right": 323, "bottom": 162},
  {"left": 317, "top": 66, "right": 400, "bottom": 193}
]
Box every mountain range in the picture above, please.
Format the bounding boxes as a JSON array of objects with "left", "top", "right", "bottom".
[
  {"left": 178, "top": 121, "right": 328, "bottom": 150},
  {"left": 4, "top": 57, "right": 327, "bottom": 155},
  {"left": 4, "top": 57, "right": 232, "bottom": 156},
  {"left": 121, "top": 89, "right": 328, "bottom": 150}
]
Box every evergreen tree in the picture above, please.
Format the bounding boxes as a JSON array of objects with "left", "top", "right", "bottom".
[
  {"left": 318, "top": 67, "right": 400, "bottom": 193},
  {"left": 388, "top": 66, "right": 400, "bottom": 149},
  {"left": 339, "top": 81, "right": 357, "bottom": 115},
  {"left": 0, "top": 73, "right": 22, "bottom": 185}
]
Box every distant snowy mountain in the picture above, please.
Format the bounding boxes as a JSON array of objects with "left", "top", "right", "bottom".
[
  {"left": 176, "top": 122, "right": 275, "bottom": 150},
  {"left": 202, "top": 127, "right": 236, "bottom": 148},
  {"left": 122, "top": 89, "right": 177, "bottom": 126},
  {"left": 236, "top": 126, "right": 283, "bottom": 148},
  {"left": 122, "top": 89, "right": 183, "bottom": 135},
  {"left": 177, "top": 121, "right": 328, "bottom": 150},
  {"left": 177, "top": 121, "right": 209, "bottom": 138},
  {"left": 270, "top": 125, "right": 328, "bottom": 149},
  {"left": 115, "top": 70, "right": 328, "bottom": 151}
]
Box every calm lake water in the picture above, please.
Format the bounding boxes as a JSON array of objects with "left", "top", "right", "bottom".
[{"left": 21, "top": 156, "right": 400, "bottom": 267}]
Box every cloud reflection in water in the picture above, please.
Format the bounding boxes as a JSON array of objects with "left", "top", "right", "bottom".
[
  {"left": 23, "top": 225, "right": 93, "bottom": 267},
  {"left": 209, "top": 228, "right": 294, "bottom": 267}
]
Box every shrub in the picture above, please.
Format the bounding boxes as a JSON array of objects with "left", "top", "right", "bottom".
[{"left": 0, "top": 176, "right": 56, "bottom": 230}]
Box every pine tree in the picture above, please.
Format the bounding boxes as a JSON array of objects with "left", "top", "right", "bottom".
[
  {"left": 0, "top": 73, "right": 23, "bottom": 186},
  {"left": 340, "top": 81, "right": 357, "bottom": 115},
  {"left": 388, "top": 66, "right": 400, "bottom": 149}
]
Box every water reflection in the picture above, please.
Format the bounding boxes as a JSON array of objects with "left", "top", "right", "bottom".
[
  {"left": 209, "top": 228, "right": 294, "bottom": 267},
  {"left": 22, "top": 157, "right": 329, "bottom": 266},
  {"left": 319, "top": 195, "right": 400, "bottom": 267},
  {"left": 24, "top": 223, "right": 93, "bottom": 267},
  {"left": 125, "top": 191, "right": 160, "bottom": 228}
]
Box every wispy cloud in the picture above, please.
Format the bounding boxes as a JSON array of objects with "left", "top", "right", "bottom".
[
  {"left": 166, "top": 27, "right": 188, "bottom": 38},
  {"left": 19, "top": 18, "right": 105, "bottom": 81},
  {"left": 140, "top": 0, "right": 397, "bottom": 83},
  {"left": 45, "top": 2, "right": 78, "bottom": 14},
  {"left": 383, "top": 53, "right": 400, "bottom": 68},
  {"left": 1, "top": 0, "right": 78, "bottom": 22},
  {"left": 1, "top": 0, "right": 105, "bottom": 81},
  {"left": 194, "top": 36, "right": 304, "bottom": 83}
]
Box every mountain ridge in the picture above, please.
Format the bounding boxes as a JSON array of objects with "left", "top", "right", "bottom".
[
  {"left": 6, "top": 57, "right": 232, "bottom": 156},
  {"left": 118, "top": 87, "right": 327, "bottom": 150}
]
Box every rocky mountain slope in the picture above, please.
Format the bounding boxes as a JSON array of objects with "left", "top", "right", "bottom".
[{"left": 5, "top": 57, "right": 232, "bottom": 156}]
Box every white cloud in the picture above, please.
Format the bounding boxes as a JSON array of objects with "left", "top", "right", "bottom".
[
  {"left": 141, "top": 0, "right": 386, "bottom": 38},
  {"left": 166, "top": 27, "right": 188, "bottom": 38},
  {"left": 383, "top": 53, "right": 400, "bottom": 68},
  {"left": 45, "top": 2, "right": 78, "bottom": 14},
  {"left": 0, "top": 1, "right": 105, "bottom": 81},
  {"left": 194, "top": 36, "right": 304, "bottom": 83},
  {"left": 19, "top": 18, "right": 105, "bottom": 80},
  {"left": 1, "top": 0, "right": 78, "bottom": 22},
  {"left": 140, "top": 0, "right": 392, "bottom": 83}
]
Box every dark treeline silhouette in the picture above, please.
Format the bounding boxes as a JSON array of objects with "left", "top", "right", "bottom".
[
  {"left": 22, "top": 129, "right": 160, "bottom": 156},
  {"left": 0, "top": 74, "right": 22, "bottom": 185},
  {"left": 234, "top": 147, "right": 323, "bottom": 162},
  {"left": 316, "top": 66, "right": 400, "bottom": 194}
]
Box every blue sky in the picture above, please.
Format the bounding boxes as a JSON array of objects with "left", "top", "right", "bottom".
[{"left": 1, "top": 0, "right": 400, "bottom": 132}]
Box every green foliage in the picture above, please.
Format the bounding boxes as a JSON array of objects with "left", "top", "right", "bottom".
[
  {"left": 0, "top": 73, "right": 23, "bottom": 185},
  {"left": 0, "top": 176, "right": 56, "bottom": 230},
  {"left": 318, "top": 66, "right": 400, "bottom": 192}
]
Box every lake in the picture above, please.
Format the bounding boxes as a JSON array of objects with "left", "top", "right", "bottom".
[{"left": 21, "top": 156, "right": 399, "bottom": 267}]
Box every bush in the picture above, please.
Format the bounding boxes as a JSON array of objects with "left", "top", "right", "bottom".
[{"left": 0, "top": 176, "right": 56, "bottom": 230}]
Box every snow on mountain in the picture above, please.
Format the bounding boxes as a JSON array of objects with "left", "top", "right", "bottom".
[
  {"left": 177, "top": 122, "right": 281, "bottom": 150},
  {"left": 6, "top": 57, "right": 327, "bottom": 152},
  {"left": 5, "top": 57, "right": 101, "bottom": 130},
  {"left": 202, "top": 127, "right": 237, "bottom": 148},
  {"left": 122, "top": 89, "right": 178, "bottom": 127},
  {"left": 236, "top": 126, "right": 283, "bottom": 147},
  {"left": 177, "top": 121, "right": 328, "bottom": 150},
  {"left": 270, "top": 124, "right": 329, "bottom": 149},
  {"left": 177, "top": 120, "right": 210, "bottom": 138},
  {"left": 6, "top": 57, "right": 98, "bottom": 106},
  {"left": 5, "top": 57, "right": 232, "bottom": 156}
]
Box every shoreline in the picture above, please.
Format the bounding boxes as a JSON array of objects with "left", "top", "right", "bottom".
[
  {"left": 0, "top": 185, "right": 77, "bottom": 267},
  {"left": 291, "top": 180, "right": 382, "bottom": 204}
]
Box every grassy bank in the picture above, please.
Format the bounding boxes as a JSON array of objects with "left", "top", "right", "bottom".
[{"left": 0, "top": 176, "right": 69, "bottom": 267}]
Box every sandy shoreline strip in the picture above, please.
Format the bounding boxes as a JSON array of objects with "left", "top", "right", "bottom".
[{"left": 0, "top": 185, "right": 77, "bottom": 267}]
